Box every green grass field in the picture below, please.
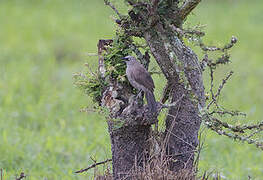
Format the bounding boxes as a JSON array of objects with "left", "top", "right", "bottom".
[{"left": 0, "top": 0, "right": 262, "bottom": 179}]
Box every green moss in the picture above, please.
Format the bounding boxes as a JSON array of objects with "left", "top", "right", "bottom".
[
  {"left": 104, "top": 31, "right": 133, "bottom": 79},
  {"left": 74, "top": 30, "right": 133, "bottom": 104},
  {"left": 74, "top": 72, "right": 106, "bottom": 103}
]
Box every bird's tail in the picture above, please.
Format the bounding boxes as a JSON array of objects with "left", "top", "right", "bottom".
[{"left": 145, "top": 91, "right": 157, "bottom": 113}]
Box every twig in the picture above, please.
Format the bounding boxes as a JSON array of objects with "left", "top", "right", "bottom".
[
  {"left": 166, "top": 129, "right": 196, "bottom": 149},
  {"left": 246, "top": 129, "right": 263, "bottom": 139},
  {"left": 84, "top": 63, "right": 97, "bottom": 78},
  {"left": 161, "top": 94, "right": 185, "bottom": 108},
  {"left": 207, "top": 70, "right": 233, "bottom": 110},
  {"left": 16, "top": 172, "right": 26, "bottom": 180},
  {"left": 169, "top": 24, "right": 205, "bottom": 38},
  {"left": 214, "top": 71, "right": 233, "bottom": 99},
  {"left": 162, "top": 99, "right": 182, "bottom": 155},
  {"left": 209, "top": 125, "right": 263, "bottom": 150},
  {"left": 208, "top": 110, "right": 246, "bottom": 117},
  {"left": 75, "top": 159, "right": 112, "bottom": 173},
  {"left": 207, "top": 67, "right": 219, "bottom": 110},
  {"left": 1, "top": 168, "right": 2, "bottom": 180},
  {"left": 204, "top": 113, "right": 263, "bottom": 150},
  {"left": 104, "top": 0, "right": 122, "bottom": 18},
  {"left": 199, "top": 36, "right": 238, "bottom": 52},
  {"left": 194, "top": 127, "right": 207, "bottom": 173}
]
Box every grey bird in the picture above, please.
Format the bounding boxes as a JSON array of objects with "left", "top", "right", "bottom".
[{"left": 123, "top": 56, "right": 157, "bottom": 113}]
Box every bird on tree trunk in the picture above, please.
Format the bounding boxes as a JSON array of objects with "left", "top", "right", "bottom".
[{"left": 123, "top": 56, "right": 157, "bottom": 113}]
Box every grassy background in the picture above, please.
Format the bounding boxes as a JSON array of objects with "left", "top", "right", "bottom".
[{"left": 0, "top": 0, "right": 262, "bottom": 179}]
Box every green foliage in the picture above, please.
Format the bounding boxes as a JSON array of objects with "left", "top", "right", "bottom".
[
  {"left": 73, "top": 30, "right": 133, "bottom": 103},
  {"left": 74, "top": 72, "right": 106, "bottom": 103},
  {"left": 104, "top": 31, "right": 133, "bottom": 79}
]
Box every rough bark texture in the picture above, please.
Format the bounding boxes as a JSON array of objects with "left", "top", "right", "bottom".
[
  {"left": 104, "top": 84, "right": 160, "bottom": 179},
  {"left": 144, "top": 24, "right": 205, "bottom": 171},
  {"left": 104, "top": 87, "right": 159, "bottom": 179},
  {"left": 109, "top": 124, "right": 150, "bottom": 179}
]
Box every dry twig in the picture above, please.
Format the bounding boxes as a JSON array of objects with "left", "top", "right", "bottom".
[
  {"left": 104, "top": 0, "right": 122, "bottom": 18},
  {"left": 75, "top": 159, "right": 112, "bottom": 173}
]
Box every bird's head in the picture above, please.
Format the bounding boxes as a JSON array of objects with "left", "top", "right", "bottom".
[{"left": 122, "top": 56, "right": 137, "bottom": 65}]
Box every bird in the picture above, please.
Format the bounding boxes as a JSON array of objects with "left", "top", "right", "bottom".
[{"left": 123, "top": 56, "right": 157, "bottom": 113}]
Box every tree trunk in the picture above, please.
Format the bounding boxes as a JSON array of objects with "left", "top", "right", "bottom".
[
  {"left": 144, "top": 23, "right": 205, "bottom": 171},
  {"left": 109, "top": 124, "right": 150, "bottom": 179}
]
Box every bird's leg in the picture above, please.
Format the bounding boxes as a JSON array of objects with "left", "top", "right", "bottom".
[
  {"left": 135, "top": 90, "right": 144, "bottom": 107},
  {"left": 135, "top": 90, "right": 143, "bottom": 100}
]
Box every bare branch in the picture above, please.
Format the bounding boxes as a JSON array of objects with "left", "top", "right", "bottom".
[
  {"left": 75, "top": 159, "right": 112, "bottom": 173},
  {"left": 246, "top": 129, "right": 262, "bottom": 139},
  {"left": 179, "top": 0, "right": 202, "bottom": 20},
  {"left": 207, "top": 70, "right": 233, "bottom": 110},
  {"left": 212, "top": 117, "right": 263, "bottom": 133},
  {"left": 208, "top": 110, "right": 246, "bottom": 117},
  {"left": 169, "top": 24, "right": 205, "bottom": 38},
  {"left": 214, "top": 71, "right": 233, "bottom": 99},
  {"left": 203, "top": 112, "right": 263, "bottom": 150},
  {"left": 210, "top": 126, "right": 263, "bottom": 150},
  {"left": 207, "top": 67, "right": 218, "bottom": 110},
  {"left": 161, "top": 94, "right": 185, "bottom": 108},
  {"left": 104, "top": 0, "right": 122, "bottom": 18},
  {"left": 199, "top": 36, "right": 238, "bottom": 52}
]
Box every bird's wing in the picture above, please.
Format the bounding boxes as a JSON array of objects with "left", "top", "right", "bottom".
[{"left": 131, "top": 65, "right": 155, "bottom": 92}]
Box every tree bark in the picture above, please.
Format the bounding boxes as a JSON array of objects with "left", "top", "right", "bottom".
[
  {"left": 109, "top": 124, "right": 150, "bottom": 179},
  {"left": 144, "top": 23, "right": 205, "bottom": 171}
]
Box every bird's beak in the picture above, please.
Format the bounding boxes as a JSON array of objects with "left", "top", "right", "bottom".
[{"left": 121, "top": 57, "right": 128, "bottom": 63}]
